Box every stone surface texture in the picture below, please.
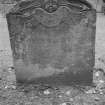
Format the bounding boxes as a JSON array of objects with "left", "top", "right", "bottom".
[{"left": 6, "top": 0, "right": 96, "bottom": 85}]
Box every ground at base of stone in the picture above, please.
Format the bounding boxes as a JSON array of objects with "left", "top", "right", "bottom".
[
  {"left": 1, "top": 84, "right": 105, "bottom": 105},
  {"left": 0, "top": 68, "right": 105, "bottom": 105}
]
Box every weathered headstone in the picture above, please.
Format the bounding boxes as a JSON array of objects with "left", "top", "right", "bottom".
[{"left": 6, "top": 0, "right": 96, "bottom": 86}]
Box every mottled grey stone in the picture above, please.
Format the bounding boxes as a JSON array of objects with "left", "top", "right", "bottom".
[{"left": 6, "top": 0, "right": 96, "bottom": 85}]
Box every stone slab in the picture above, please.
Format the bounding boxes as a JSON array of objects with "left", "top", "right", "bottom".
[{"left": 6, "top": 0, "right": 96, "bottom": 85}]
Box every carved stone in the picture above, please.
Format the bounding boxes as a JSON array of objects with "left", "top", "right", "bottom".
[{"left": 6, "top": 0, "right": 96, "bottom": 85}]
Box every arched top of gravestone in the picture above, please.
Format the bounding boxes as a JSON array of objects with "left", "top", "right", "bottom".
[{"left": 8, "top": 0, "right": 93, "bottom": 15}]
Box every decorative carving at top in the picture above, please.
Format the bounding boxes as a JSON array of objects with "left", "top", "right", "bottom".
[
  {"left": 9, "top": 0, "right": 93, "bottom": 15},
  {"left": 41, "top": 0, "right": 58, "bottom": 13}
]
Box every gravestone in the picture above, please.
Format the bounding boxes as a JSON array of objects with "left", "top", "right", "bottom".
[{"left": 6, "top": 0, "right": 96, "bottom": 86}]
